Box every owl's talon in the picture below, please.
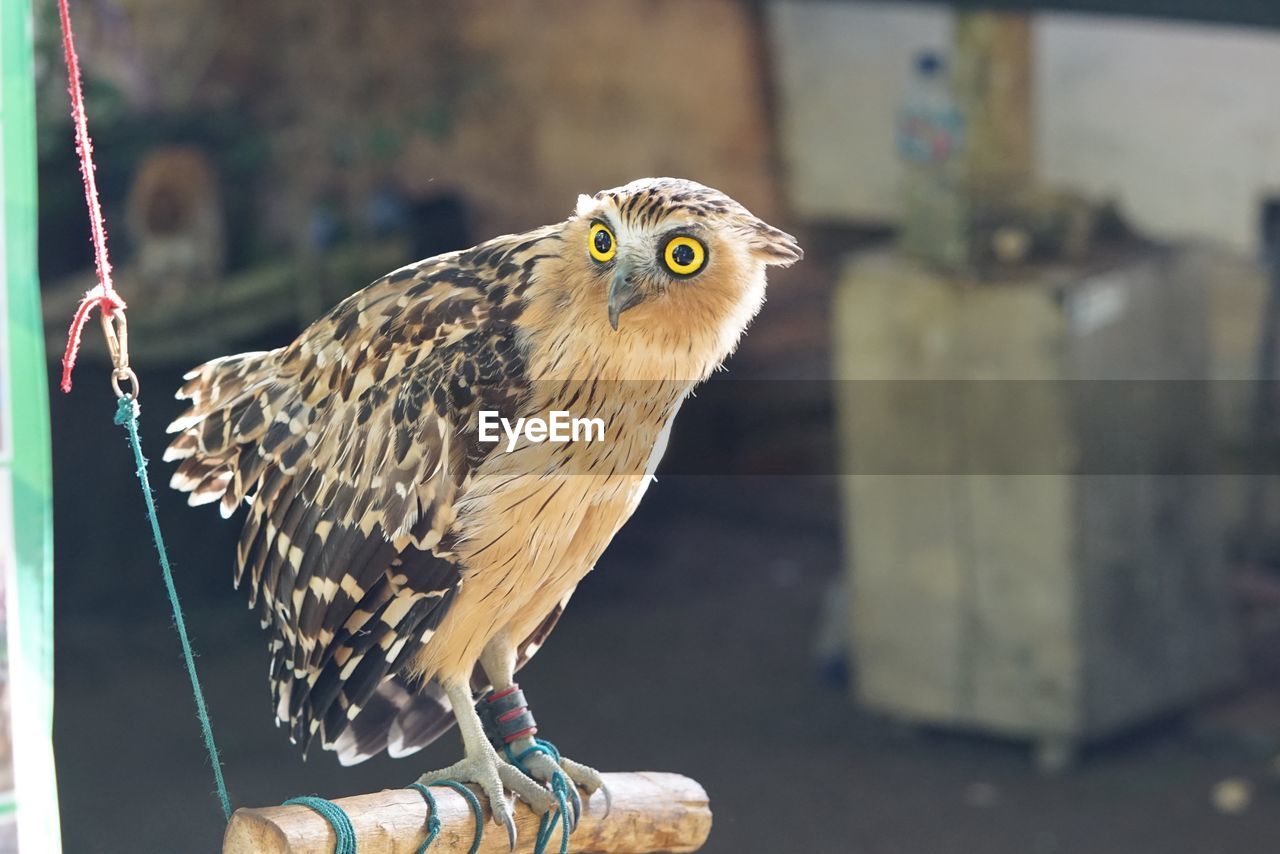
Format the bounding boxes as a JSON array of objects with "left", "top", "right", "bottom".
[
  {"left": 487, "top": 789, "right": 517, "bottom": 853},
  {"left": 502, "top": 739, "right": 607, "bottom": 825},
  {"left": 417, "top": 743, "right": 556, "bottom": 851},
  {"left": 598, "top": 780, "right": 613, "bottom": 818},
  {"left": 500, "top": 807, "right": 517, "bottom": 852}
]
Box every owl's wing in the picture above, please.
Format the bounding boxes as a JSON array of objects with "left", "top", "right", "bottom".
[{"left": 165, "top": 231, "right": 554, "bottom": 753}]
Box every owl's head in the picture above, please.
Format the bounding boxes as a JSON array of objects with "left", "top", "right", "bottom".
[{"left": 568, "top": 178, "right": 801, "bottom": 332}]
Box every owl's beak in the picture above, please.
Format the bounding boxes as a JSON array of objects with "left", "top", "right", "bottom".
[{"left": 607, "top": 260, "right": 644, "bottom": 331}]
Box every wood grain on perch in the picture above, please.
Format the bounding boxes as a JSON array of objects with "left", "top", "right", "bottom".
[{"left": 223, "top": 772, "right": 711, "bottom": 854}]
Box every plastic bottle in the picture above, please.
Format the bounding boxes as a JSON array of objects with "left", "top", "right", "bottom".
[{"left": 897, "top": 50, "right": 968, "bottom": 268}]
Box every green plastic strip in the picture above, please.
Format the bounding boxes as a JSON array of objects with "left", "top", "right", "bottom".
[{"left": 1, "top": 1, "right": 62, "bottom": 850}]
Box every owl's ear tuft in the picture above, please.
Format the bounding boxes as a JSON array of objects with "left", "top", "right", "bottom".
[
  {"left": 747, "top": 221, "right": 803, "bottom": 267},
  {"left": 575, "top": 194, "right": 596, "bottom": 218}
]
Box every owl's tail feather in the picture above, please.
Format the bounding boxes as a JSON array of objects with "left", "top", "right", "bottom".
[
  {"left": 332, "top": 674, "right": 461, "bottom": 766},
  {"left": 164, "top": 348, "right": 294, "bottom": 518}
]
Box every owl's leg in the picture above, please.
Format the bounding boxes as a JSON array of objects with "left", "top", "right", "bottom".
[
  {"left": 416, "top": 676, "right": 556, "bottom": 851},
  {"left": 479, "top": 639, "right": 612, "bottom": 827}
]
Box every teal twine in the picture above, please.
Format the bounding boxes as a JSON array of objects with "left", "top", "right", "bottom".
[
  {"left": 408, "top": 781, "right": 484, "bottom": 854},
  {"left": 507, "top": 739, "right": 574, "bottom": 854},
  {"left": 115, "top": 395, "right": 233, "bottom": 821},
  {"left": 406, "top": 783, "right": 443, "bottom": 853},
  {"left": 283, "top": 797, "right": 356, "bottom": 854},
  {"left": 284, "top": 780, "right": 487, "bottom": 854}
]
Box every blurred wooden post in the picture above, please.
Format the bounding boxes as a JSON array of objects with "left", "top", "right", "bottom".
[
  {"left": 223, "top": 772, "right": 711, "bottom": 854},
  {"left": 899, "top": 10, "right": 1035, "bottom": 269},
  {"left": 952, "top": 11, "right": 1034, "bottom": 199}
]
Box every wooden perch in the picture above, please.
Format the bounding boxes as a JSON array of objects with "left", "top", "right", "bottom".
[{"left": 223, "top": 772, "right": 711, "bottom": 854}]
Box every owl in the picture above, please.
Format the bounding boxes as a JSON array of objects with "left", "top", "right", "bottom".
[{"left": 165, "top": 177, "right": 800, "bottom": 844}]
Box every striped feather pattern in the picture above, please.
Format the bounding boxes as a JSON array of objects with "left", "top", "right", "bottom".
[{"left": 166, "top": 228, "right": 559, "bottom": 757}]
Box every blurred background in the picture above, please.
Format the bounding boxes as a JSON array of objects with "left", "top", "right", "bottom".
[{"left": 15, "top": 0, "right": 1280, "bottom": 851}]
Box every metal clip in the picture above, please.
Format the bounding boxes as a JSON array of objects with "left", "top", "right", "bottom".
[{"left": 100, "top": 310, "right": 139, "bottom": 398}]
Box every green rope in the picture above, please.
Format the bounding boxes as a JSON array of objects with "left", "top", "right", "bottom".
[
  {"left": 114, "top": 395, "right": 233, "bottom": 821},
  {"left": 283, "top": 797, "right": 356, "bottom": 854},
  {"left": 408, "top": 781, "right": 484, "bottom": 854},
  {"left": 507, "top": 739, "right": 574, "bottom": 854},
  {"left": 279, "top": 780, "right": 487, "bottom": 854},
  {"left": 406, "top": 784, "right": 444, "bottom": 853}
]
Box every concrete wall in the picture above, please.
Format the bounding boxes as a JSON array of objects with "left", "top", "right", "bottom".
[{"left": 770, "top": 1, "right": 1280, "bottom": 251}]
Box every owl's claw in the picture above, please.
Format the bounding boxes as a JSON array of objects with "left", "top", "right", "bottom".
[
  {"left": 503, "top": 740, "right": 610, "bottom": 827},
  {"left": 561, "top": 756, "right": 612, "bottom": 818},
  {"left": 417, "top": 744, "right": 556, "bottom": 851}
]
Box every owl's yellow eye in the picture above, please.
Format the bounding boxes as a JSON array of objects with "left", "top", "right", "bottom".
[
  {"left": 588, "top": 222, "right": 616, "bottom": 263},
  {"left": 663, "top": 235, "right": 707, "bottom": 277}
]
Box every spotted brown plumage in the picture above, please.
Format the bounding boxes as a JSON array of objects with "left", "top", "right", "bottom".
[
  {"left": 167, "top": 225, "right": 549, "bottom": 757},
  {"left": 166, "top": 177, "right": 800, "bottom": 842}
]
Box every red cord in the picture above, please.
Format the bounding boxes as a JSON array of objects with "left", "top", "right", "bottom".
[
  {"left": 57, "top": 0, "right": 127, "bottom": 393},
  {"left": 488, "top": 685, "right": 521, "bottom": 703},
  {"left": 504, "top": 727, "right": 537, "bottom": 745}
]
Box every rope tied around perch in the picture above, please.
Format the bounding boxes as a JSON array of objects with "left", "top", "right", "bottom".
[
  {"left": 408, "top": 781, "right": 485, "bottom": 854},
  {"left": 282, "top": 797, "right": 358, "bottom": 854}
]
